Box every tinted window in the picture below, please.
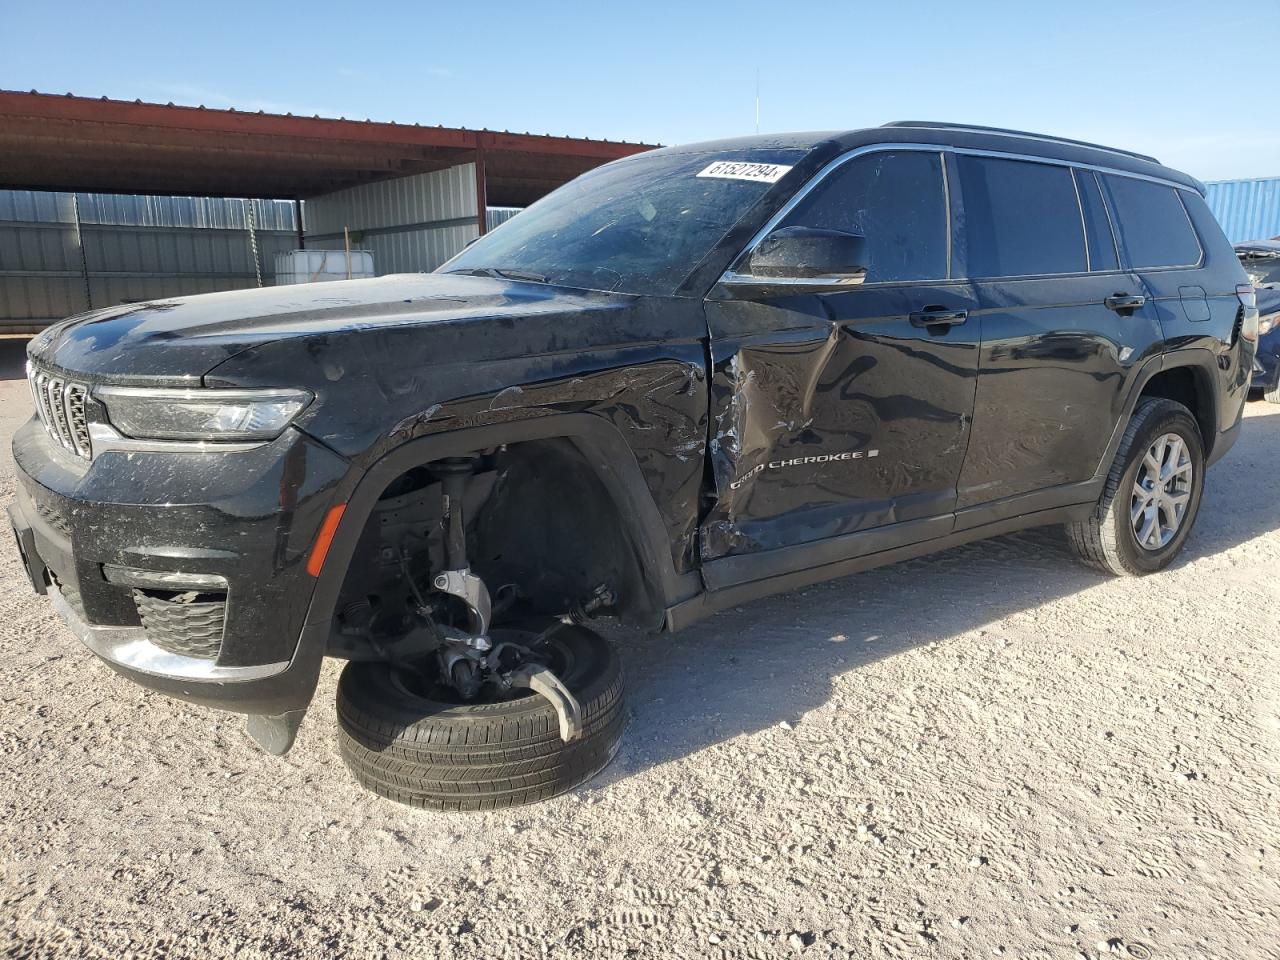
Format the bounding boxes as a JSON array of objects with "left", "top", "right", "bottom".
[
  {"left": 1102, "top": 175, "right": 1201, "bottom": 269},
  {"left": 1075, "top": 170, "right": 1119, "bottom": 272},
  {"left": 778, "top": 151, "right": 947, "bottom": 282},
  {"left": 957, "top": 156, "right": 1087, "bottom": 277}
]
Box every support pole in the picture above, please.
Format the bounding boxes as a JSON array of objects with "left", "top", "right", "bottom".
[
  {"left": 294, "top": 198, "right": 305, "bottom": 250},
  {"left": 245, "top": 199, "right": 263, "bottom": 288},
  {"left": 474, "top": 143, "right": 488, "bottom": 236},
  {"left": 70, "top": 194, "right": 92, "bottom": 310}
]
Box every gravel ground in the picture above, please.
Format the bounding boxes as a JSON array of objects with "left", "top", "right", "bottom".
[{"left": 1, "top": 337, "right": 1277, "bottom": 960}]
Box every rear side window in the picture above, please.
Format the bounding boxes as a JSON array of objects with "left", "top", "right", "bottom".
[
  {"left": 779, "top": 150, "right": 948, "bottom": 282},
  {"left": 956, "top": 156, "right": 1087, "bottom": 277},
  {"left": 1101, "top": 175, "right": 1201, "bottom": 269}
]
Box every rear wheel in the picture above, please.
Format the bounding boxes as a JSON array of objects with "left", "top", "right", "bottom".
[
  {"left": 336, "top": 620, "right": 624, "bottom": 810},
  {"left": 1066, "top": 398, "right": 1205, "bottom": 576}
]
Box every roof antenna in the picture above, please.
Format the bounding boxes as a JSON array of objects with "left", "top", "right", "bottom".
[{"left": 754, "top": 69, "right": 760, "bottom": 134}]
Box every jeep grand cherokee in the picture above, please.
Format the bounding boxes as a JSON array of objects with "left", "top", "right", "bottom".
[{"left": 9, "top": 122, "right": 1257, "bottom": 809}]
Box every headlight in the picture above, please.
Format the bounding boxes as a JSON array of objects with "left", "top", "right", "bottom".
[
  {"left": 1261, "top": 313, "right": 1278, "bottom": 337},
  {"left": 95, "top": 387, "right": 312, "bottom": 442}
]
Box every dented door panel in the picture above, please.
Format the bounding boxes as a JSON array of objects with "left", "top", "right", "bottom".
[{"left": 702, "top": 282, "right": 981, "bottom": 563}]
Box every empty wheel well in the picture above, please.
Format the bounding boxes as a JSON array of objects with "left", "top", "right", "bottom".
[
  {"left": 1138, "top": 365, "right": 1216, "bottom": 455},
  {"left": 326, "top": 438, "right": 655, "bottom": 657}
]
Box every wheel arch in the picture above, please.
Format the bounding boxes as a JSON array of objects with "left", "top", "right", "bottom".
[
  {"left": 1136, "top": 354, "right": 1219, "bottom": 457},
  {"left": 301, "top": 413, "right": 690, "bottom": 638},
  {"left": 1094, "top": 350, "right": 1221, "bottom": 483}
]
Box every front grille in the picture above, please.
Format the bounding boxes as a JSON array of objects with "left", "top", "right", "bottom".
[{"left": 27, "top": 363, "right": 91, "bottom": 459}]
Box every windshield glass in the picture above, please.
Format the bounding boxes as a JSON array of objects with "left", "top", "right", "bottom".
[{"left": 441, "top": 148, "right": 806, "bottom": 296}]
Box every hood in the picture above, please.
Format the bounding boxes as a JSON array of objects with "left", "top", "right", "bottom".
[{"left": 27, "top": 273, "right": 625, "bottom": 384}]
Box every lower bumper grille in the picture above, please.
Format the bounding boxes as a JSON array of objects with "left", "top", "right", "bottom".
[
  {"left": 132, "top": 589, "right": 227, "bottom": 659},
  {"left": 35, "top": 501, "right": 73, "bottom": 537}
]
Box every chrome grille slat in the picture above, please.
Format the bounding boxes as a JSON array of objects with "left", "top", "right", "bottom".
[
  {"left": 26, "top": 363, "right": 92, "bottom": 460},
  {"left": 65, "top": 385, "right": 91, "bottom": 457},
  {"left": 47, "top": 377, "right": 73, "bottom": 451}
]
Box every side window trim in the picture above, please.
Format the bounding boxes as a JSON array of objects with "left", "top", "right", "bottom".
[
  {"left": 1090, "top": 170, "right": 1124, "bottom": 271},
  {"left": 1073, "top": 167, "right": 1124, "bottom": 274},
  {"left": 940, "top": 151, "right": 954, "bottom": 281},
  {"left": 1071, "top": 167, "right": 1092, "bottom": 272},
  {"left": 943, "top": 151, "right": 967, "bottom": 281}
]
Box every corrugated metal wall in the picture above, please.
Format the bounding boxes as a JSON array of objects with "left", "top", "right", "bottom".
[
  {"left": 304, "top": 163, "right": 480, "bottom": 274},
  {"left": 486, "top": 207, "right": 523, "bottom": 231},
  {"left": 0, "top": 190, "right": 297, "bottom": 331},
  {"left": 1, "top": 171, "right": 530, "bottom": 330},
  {"left": 1204, "top": 177, "right": 1280, "bottom": 244}
]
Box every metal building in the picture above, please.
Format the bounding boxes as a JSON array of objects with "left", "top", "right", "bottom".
[
  {"left": 0, "top": 190, "right": 297, "bottom": 332},
  {"left": 1204, "top": 177, "right": 1280, "bottom": 244},
  {"left": 0, "top": 90, "right": 654, "bottom": 330}
]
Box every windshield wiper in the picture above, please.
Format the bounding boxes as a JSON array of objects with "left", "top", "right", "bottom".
[{"left": 447, "top": 267, "right": 550, "bottom": 284}]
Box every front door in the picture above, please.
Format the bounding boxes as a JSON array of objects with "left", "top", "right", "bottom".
[{"left": 701, "top": 148, "right": 981, "bottom": 587}]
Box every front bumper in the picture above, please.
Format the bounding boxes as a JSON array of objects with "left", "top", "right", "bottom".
[{"left": 9, "top": 415, "right": 348, "bottom": 716}]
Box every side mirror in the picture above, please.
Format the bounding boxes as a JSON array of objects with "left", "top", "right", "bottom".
[{"left": 721, "top": 226, "right": 869, "bottom": 298}]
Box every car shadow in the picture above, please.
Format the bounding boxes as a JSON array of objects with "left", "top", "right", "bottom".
[{"left": 594, "top": 403, "right": 1280, "bottom": 788}]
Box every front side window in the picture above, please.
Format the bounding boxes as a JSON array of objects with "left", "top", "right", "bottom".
[
  {"left": 774, "top": 150, "right": 948, "bottom": 283},
  {"left": 956, "top": 155, "right": 1087, "bottom": 278},
  {"left": 1102, "top": 175, "right": 1201, "bottom": 269}
]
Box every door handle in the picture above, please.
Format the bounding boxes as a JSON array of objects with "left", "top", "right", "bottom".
[
  {"left": 1104, "top": 293, "right": 1147, "bottom": 314},
  {"left": 909, "top": 308, "right": 968, "bottom": 330}
]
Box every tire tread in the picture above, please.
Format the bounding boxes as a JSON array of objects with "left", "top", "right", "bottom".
[
  {"left": 335, "top": 623, "right": 625, "bottom": 811},
  {"left": 1065, "top": 397, "right": 1203, "bottom": 576}
]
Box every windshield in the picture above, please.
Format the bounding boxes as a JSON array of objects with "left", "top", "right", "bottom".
[{"left": 441, "top": 148, "right": 806, "bottom": 296}]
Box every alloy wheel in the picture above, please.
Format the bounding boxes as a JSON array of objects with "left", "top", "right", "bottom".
[{"left": 1130, "top": 432, "right": 1193, "bottom": 551}]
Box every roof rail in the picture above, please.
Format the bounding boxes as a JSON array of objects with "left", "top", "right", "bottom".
[{"left": 882, "top": 121, "right": 1159, "bottom": 164}]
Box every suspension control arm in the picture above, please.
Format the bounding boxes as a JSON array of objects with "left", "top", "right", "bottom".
[{"left": 507, "top": 663, "right": 584, "bottom": 743}]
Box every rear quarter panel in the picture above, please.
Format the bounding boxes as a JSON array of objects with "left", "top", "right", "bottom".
[{"left": 1138, "top": 193, "right": 1252, "bottom": 452}]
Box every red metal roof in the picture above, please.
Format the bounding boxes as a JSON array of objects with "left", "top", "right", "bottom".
[{"left": 0, "top": 90, "right": 656, "bottom": 204}]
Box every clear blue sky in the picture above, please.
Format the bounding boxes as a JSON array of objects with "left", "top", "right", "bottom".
[{"left": 4, "top": 0, "right": 1277, "bottom": 181}]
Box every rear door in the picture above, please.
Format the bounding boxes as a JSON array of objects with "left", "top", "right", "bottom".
[
  {"left": 954, "top": 155, "right": 1164, "bottom": 517},
  {"left": 700, "top": 148, "right": 980, "bottom": 585}
]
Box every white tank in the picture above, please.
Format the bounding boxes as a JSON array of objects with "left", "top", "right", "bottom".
[{"left": 274, "top": 248, "right": 375, "bottom": 284}]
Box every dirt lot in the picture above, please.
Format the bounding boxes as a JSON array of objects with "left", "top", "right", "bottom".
[{"left": 1, "top": 336, "right": 1277, "bottom": 960}]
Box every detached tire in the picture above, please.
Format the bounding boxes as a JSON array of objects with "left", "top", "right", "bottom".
[
  {"left": 1066, "top": 397, "right": 1205, "bottom": 576},
  {"left": 337, "top": 621, "right": 624, "bottom": 811}
]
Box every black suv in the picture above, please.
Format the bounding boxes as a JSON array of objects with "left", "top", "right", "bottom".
[{"left": 8, "top": 123, "right": 1258, "bottom": 810}]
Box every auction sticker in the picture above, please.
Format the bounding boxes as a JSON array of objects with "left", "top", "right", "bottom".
[{"left": 696, "top": 160, "right": 793, "bottom": 183}]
